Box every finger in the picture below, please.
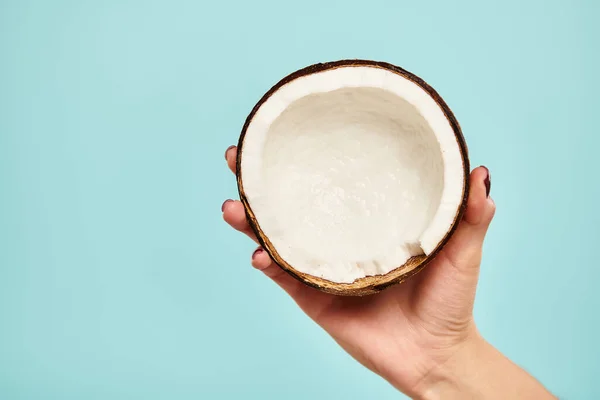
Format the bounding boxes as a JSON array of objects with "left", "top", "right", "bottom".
[
  {"left": 250, "top": 246, "right": 335, "bottom": 318},
  {"left": 413, "top": 167, "right": 495, "bottom": 318},
  {"left": 222, "top": 199, "right": 259, "bottom": 244},
  {"left": 250, "top": 247, "right": 306, "bottom": 298},
  {"left": 251, "top": 247, "right": 278, "bottom": 273},
  {"left": 441, "top": 166, "right": 496, "bottom": 270},
  {"left": 225, "top": 145, "right": 237, "bottom": 175},
  {"left": 462, "top": 166, "right": 495, "bottom": 228}
]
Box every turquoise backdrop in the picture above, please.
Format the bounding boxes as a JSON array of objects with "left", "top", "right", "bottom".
[{"left": 1, "top": 0, "right": 598, "bottom": 398}]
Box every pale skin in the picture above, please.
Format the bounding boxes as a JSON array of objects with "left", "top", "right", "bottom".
[{"left": 223, "top": 146, "right": 556, "bottom": 399}]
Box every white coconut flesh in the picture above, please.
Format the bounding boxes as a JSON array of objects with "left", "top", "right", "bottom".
[{"left": 240, "top": 66, "right": 465, "bottom": 284}]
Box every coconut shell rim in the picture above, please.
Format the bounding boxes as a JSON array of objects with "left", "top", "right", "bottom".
[{"left": 236, "top": 59, "right": 470, "bottom": 296}]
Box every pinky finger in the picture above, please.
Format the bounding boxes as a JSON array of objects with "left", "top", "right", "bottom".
[
  {"left": 250, "top": 247, "right": 293, "bottom": 282},
  {"left": 248, "top": 247, "right": 334, "bottom": 318},
  {"left": 251, "top": 247, "right": 272, "bottom": 271}
]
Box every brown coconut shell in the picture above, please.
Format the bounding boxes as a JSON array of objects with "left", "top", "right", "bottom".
[{"left": 236, "top": 59, "right": 470, "bottom": 296}]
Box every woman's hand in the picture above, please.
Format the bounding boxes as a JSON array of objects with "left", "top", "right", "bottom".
[{"left": 222, "top": 145, "right": 554, "bottom": 399}]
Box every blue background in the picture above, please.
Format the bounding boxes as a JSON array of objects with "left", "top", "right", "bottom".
[{"left": 1, "top": 0, "right": 598, "bottom": 398}]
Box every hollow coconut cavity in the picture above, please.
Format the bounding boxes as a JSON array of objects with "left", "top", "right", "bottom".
[{"left": 237, "top": 60, "right": 469, "bottom": 296}]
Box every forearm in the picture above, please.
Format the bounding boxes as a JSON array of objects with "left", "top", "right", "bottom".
[{"left": 412, "top": 333, "right": 556, "bottom": 400}]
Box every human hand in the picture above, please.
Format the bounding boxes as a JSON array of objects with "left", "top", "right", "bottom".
[{"left": 223, "top": 145, "right": 553, "bottom": 399}]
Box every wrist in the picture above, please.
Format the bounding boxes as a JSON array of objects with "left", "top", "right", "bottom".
[
  {"left": 411, "top": 330, "right": 492, "bottom": 400},
  {"left": 411, "top": 329, "right": 556, "bottom": 400}
]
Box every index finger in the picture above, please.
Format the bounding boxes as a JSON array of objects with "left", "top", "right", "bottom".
[{"left": 225, "top": 145, "right": 237, "bottom": 175}]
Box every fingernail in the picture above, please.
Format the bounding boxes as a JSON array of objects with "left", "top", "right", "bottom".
[
  {"left": 221, "top": 199, "right": 233, "bottom": 212},
  {"left": 224, "top": 145, "right": 235, "bottom": 160},
  {"left": 482, "top": 166, "right": 491, "bottom": 198},
  {"left": 252, "top": 248, "right": 263, "bottom": 260}
]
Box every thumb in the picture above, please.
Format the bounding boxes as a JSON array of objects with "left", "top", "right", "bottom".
[{"left": 441, "top": 166, "right": 496, "bottom": 271}]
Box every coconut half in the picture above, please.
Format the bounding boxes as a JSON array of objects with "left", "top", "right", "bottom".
[{"left": 236, "top": 60, "right": 469, "bottom": 296}]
